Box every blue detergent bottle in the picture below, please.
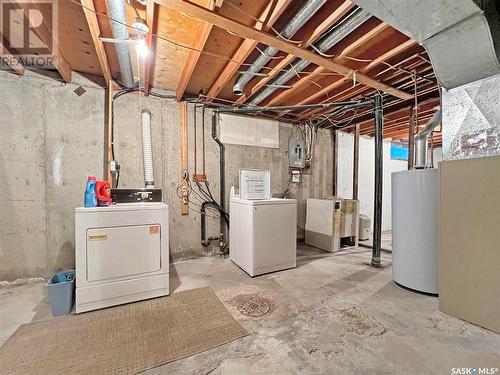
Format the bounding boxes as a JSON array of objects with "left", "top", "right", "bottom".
[{"left": 84, "top": 176, "right": 97, "bottom": 207}]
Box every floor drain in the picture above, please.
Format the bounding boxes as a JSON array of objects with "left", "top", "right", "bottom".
[{"left": 237, "top": 296, "right": 271, "bottom": 317}]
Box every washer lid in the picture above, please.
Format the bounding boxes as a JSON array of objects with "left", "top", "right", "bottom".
[
  {"left": 231, "top": 197, "right": 296, "bottom": 206},
  {"left": 75, "top": 202, "right": 168, "bottom": 213}
]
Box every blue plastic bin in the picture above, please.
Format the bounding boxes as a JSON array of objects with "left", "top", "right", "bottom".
[{"left": 47, "top": 270, "right": 75, "bottom": 316}]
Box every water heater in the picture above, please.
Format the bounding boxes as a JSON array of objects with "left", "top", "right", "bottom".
[{"left": 392, "top": 169, "right": 439, "bottom": 294}]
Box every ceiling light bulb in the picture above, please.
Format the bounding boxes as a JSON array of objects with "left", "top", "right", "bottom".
[{"left": 137, "top": 39, "right": 148, "bottom": 58}]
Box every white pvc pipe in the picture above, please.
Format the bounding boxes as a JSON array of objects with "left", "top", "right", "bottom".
[{"left": 141, "top": 109, "right": 155, "bottom": 188}]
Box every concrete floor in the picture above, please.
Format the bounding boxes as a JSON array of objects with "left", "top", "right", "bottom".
[
  {"left": 1, "top": 244, "right": 499, "bottom": 374},
  {"left": 359, "top": 230, "right": 393, "bottom": 251}
]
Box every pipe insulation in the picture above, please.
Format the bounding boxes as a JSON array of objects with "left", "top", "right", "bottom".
[
  {"left": 233, "top": 0, "right": 327, "bottom": 96},
  {"left": 141, "top": 109, "right": 155, "bottom": 188},
  {"left": 249, "top": 7, "right": 371, "bottom": 106},
  {"left": 107, "top": 0, "right": 135, "bottom": 88}
]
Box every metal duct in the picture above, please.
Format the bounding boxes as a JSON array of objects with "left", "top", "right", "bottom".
[
  {"left": 414, "top": 110, "right": 442, "bottom": 169},
  {"left": 107, "top": 0, "right": 135, "bottom": 88},
  {"left": 249, "top": 7, "right": 371, "bottom": 106},
  {"left": 233, "top": 0, "right": 327, "bottom": 96},
  {"left": 141, "top": 109, "right": 155, "bottom": 188},
  {"left": 351, "top": 0, "right": 500, "bottom": 89}
]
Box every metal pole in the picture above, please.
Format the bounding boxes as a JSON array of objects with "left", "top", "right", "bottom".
[
  {"left": 211, "top": 111, "right": 225, "bottom": 238},
  {"left": 408, "top": 105, "right": 415, "bottom": 170},
  {"left": 371, "top": 93, "right": 383, "bottom": 268},
  {"left": 353, "top": 123, "right": 360, "bottom": 200}
]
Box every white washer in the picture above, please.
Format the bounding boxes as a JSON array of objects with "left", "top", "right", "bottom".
[
  {"left": 229, "top": 188, "right": 297, "bottom": 277},
  {"left": 75, "top": 203, "right": 169, "bottom": 313}
]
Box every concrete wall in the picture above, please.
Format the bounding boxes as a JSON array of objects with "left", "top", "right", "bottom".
[
  {"left": 336, "top": 131, "right": 408, "bottom": 231},
  {"left": 0, "top": 71, "right": 334, "bottom": 280}
]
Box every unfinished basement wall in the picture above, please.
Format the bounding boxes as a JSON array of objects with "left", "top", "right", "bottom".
[
  {"left": 336, "top": 131, "right": 407, "bottom": 231},
  {"left": 0, "top": 71, "right": 105, "bottom": 281},
  {"left": 0, "top": 71, "right": 334, "bottom": 280}
]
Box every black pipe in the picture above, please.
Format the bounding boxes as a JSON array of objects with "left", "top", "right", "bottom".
[
  {"left": 371, "top": 93, "right": 383, "bottom": 268},
  {"left": 211, "top": 111, "right": 226, "bottom": 239},
  {"left": 201, "top": 201, "right": 223, "bottom": 246},
  {"left": 226, "top": 100, "right": 370, "bottom": 114}
]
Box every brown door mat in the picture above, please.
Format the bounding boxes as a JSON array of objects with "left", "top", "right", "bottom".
[{"left": 0, "top": 287, "right": 248, "bottom": 374}]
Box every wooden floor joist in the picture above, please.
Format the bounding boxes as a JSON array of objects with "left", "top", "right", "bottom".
[
  {"left": 81, "top": 0, "right": 112, "bottom": 84},
  {"left": 204, "top": 0, "right": 292, "bottom": 101},
  {"left": 278, "top": 39, "right": 419, "bottom": 120},
  {"left": 175, "top": 0, "right": 223, "bottom": 101},
  {"left": 144, "top": 0, "right": 157, "bottom": 96},
  {"left": 157, "top": 0, "right": 412, "bottom": 100},
  {"left": 9, "top": 0, "right": 72, "bottom": 82},
  {"left": 233, "top": 0, "right": 353, "bottom": 106}
]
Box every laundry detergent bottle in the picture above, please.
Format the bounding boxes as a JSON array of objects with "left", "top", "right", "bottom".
[{"left": 84, "top": 176, "right": 97, "bottom": 208}]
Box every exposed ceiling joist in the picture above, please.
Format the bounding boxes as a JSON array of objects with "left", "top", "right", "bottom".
[
  {"left": 233, "top": 0, "right": 354, "bottom": 106},
  {"left": 9, "top": 0, "right": 72, "bottom": 82},
  {"left": 156, "top": 0, "right": 412, "bottom": 100},
  {"left": 204, "top": 0, "right": 292, "bottom": 101},
  {"left": 363, "top": 39, "right": 415, "bottom": 71},
  {"left": 266, "top": 19, "right": 390, "bottom": 108},
  {"left": 80, "top": 0, "right": 112, "bottom": 84},
  {"left": 144, "top": 0, "right": 157, "bottom": 96},
  {"left": 338, "top": 22, "right": 389, "bottom": 58},
  {"left": 175, "top": 0, "right": 222, "bottom": 100},
  {"left": 280, "top": 40, "right": 421, "bottom": 119}
]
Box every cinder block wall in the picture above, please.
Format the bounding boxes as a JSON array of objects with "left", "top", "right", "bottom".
[{"left": 0, "top": 71, "right": 334, "bottom": 280}]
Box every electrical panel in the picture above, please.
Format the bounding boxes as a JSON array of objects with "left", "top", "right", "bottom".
[{"left": 289, "top": 140, "right": 305, "bottom": 168}]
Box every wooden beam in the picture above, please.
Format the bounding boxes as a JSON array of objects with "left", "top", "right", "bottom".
[
  {"left": 234, "top": 0, "right": 353, "bottom": 106},
  {"left": 265, "top": 65, "right": 326, "bottom": 107},
  {"left": 104, "top": 80, "right": 113, "bottom": 183},
  {"left": 11, "top": 0, "right": 72, "bottom": 82},
  {"left": 81, "top": 0, "right": 112, "bottom": 84},
  {"left": 363, "top": 39, "right": 416, "bottom": 71},
  {"left": 204, "top": 0, "right": 291, "bottom": 101},
  {"left": 180, "top": 101, "right": 189, "bottom": 215},
  {"left": 144, "top": 0, "right": 157, "bottom": 96},
  {"left": 276, "top": 39, "right": 418, "bottom": 119},
  {"left": 175, "top": 0, "right": 222, "bottom": 101},
  {"left": 304, "top": 1, "right": 353, "bottom": 46},
  {"left": 338, "top": 22, "right": 389, "bottom": 58},
  {"left": 156, "top": 0, "right": 412, "bottom": 100}
]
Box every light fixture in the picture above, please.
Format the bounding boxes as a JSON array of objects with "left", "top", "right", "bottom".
[
  {"left": 136, "top": 38, "right": 148, "bottom": 58},
  {"left": 132, "top": 16, "right": 149, "bottom": 34}
]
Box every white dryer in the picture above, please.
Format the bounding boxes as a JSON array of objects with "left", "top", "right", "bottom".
[
  {"left": 75, "top": 203, "right": 169, "bottom": 313},
  {"left": 229, "top": 187, "right": 297, "bottom": 277}
]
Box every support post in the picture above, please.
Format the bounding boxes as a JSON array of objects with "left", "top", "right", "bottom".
[
  {"left": 430, "top": 132, "right": 434, "bottom": 168},
  {"left": 104, "top": 80, "right": 113, "bottom": 184},
  {"left": 407, "top": 105, "right": 415, "bottom": 170},
  {"left": 353, "top": 123, "right": 360, "bottom": 200},
  {"left": 332, "top": 129, "right": 338, "bottom": 196},
  {"left": 371, "top": 93, "right": 383, "bottom": 268}
]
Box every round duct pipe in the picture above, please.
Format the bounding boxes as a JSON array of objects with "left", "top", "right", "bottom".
[{"left": 141, "top": 109, "right": 155, "bottom": 188}]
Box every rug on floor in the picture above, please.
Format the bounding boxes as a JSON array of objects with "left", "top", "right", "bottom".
[{"left": 0, "top": 287, "right": 248, "bottom": 374}]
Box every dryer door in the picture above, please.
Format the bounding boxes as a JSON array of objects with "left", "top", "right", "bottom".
[{"left": 86, "top": 224, "right": 161, "bottom": 282}]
